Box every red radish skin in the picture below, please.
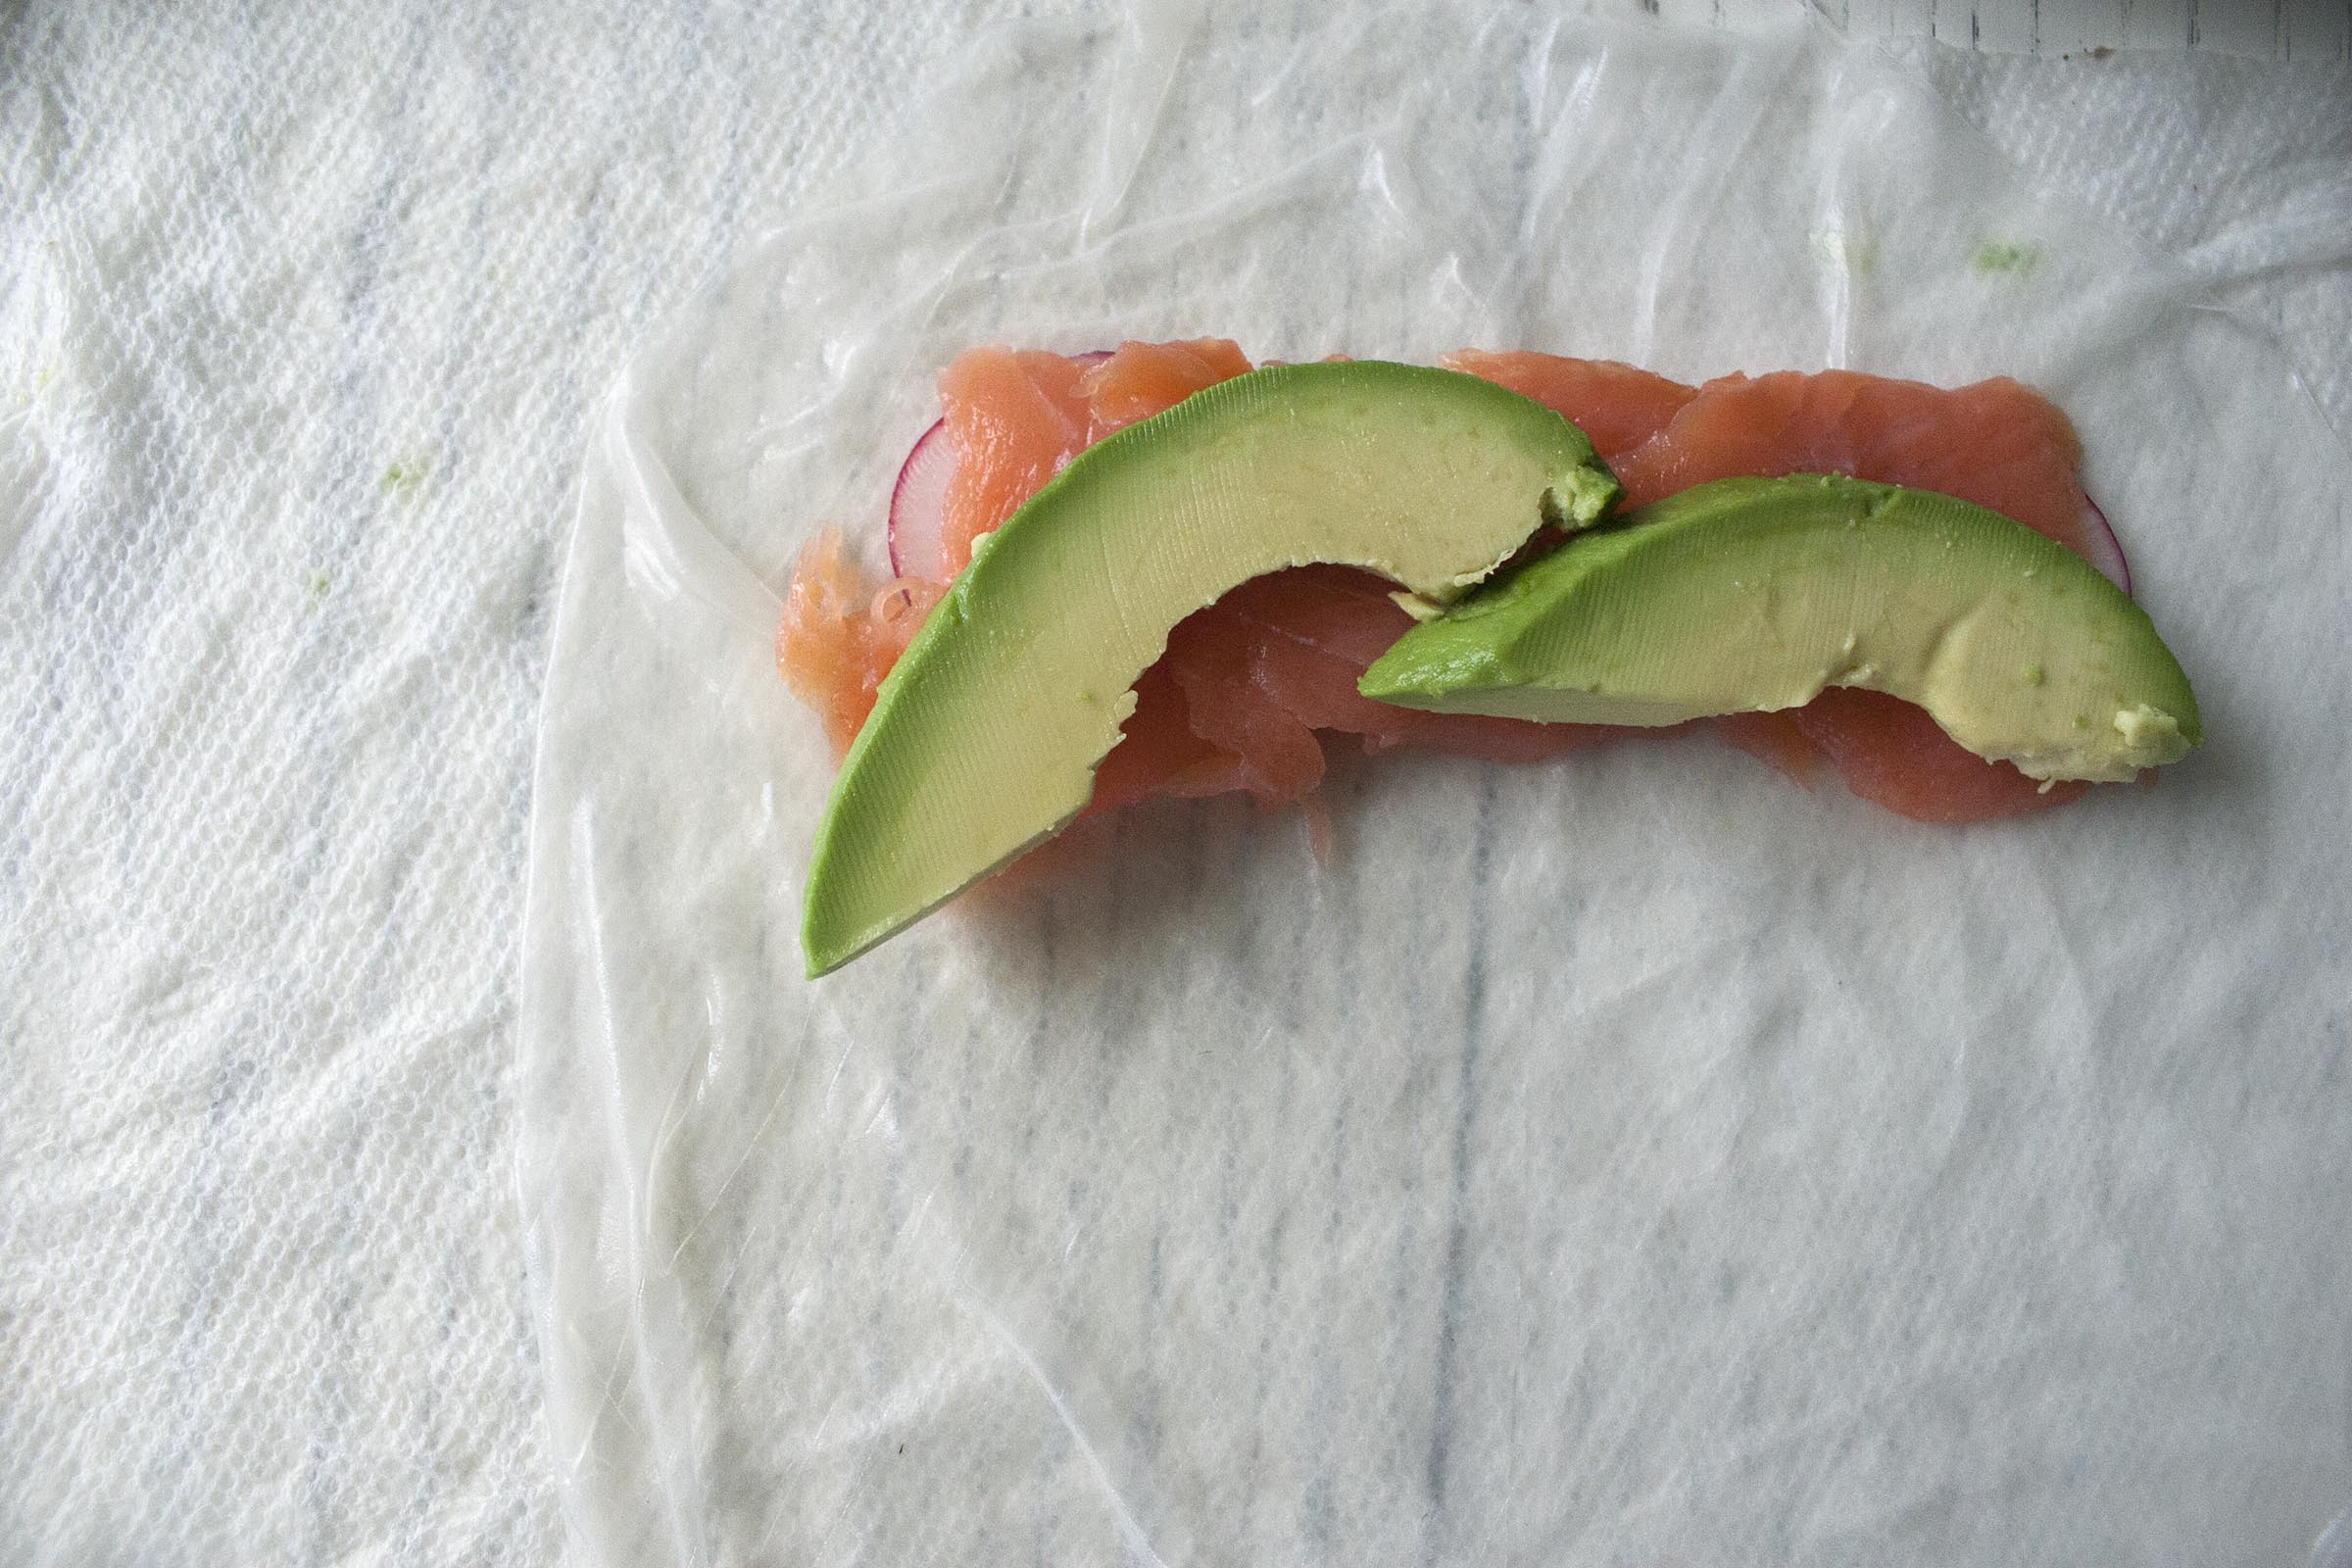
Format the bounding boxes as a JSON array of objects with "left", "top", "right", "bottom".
[
  {"left": 2079, "top": 489, "right": 2132, "bottom": 595},
  {"left": 886, "top": 419, "right": 956, "bottom": 583},
  {"left": 892, "top": 352, "right": 1115, "bottom": 582},
  {"left": 936, "top": 350, "right": 1096, "bottom": 576}
]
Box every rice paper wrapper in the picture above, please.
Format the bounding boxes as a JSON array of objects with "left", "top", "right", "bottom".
[{"left": 517, "top": 5, "right": 2352, "bottom": 1562}]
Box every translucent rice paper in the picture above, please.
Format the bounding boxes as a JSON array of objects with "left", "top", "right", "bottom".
[{"left": 518, "top": 5, "right": 2352, "bottom": 1562}]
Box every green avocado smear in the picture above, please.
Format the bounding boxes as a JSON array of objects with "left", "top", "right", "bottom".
[
  {"left": 1359, "top": 473, "right": 2199, "bottom": 785},
  {"left": 800, "top": 361, "right": 1620, "bottom": 977}
]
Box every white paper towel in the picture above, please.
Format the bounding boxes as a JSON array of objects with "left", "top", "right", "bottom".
[
  {"left": 4, "top": 2, "right": 2347, "bottom": 1565},
  {"left": 0, "top": 3, "right": 967, "bottom": 1563},
  {"left": 518, "top": 4, "right": 2352, "bottom": 1565}
]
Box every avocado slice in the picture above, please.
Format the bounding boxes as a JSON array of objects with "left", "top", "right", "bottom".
[
  {"left": 1359, "top": 474, "right": 2198, "bottom": 785},
  {"left": 802, "top": 361, "right": 1620, "bottom": 975}
]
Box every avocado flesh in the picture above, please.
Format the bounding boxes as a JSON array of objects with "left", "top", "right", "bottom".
[
  {"left": 1359, "top": 474, "right": 2199, "bottom": 785},
  {"left": 802, "top": 361, "right": 1620, "bottom": 976}
]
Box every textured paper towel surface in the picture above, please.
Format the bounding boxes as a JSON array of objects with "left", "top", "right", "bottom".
[
  {"left": 519, "top": 5, "right": 2352, "bottom": 1565},
  {"left": 5, "top": 3, "right": 2349, "bottom": 1567},
  {"left": 0, "top": 3, "right": 978, "bottom": 1563}
]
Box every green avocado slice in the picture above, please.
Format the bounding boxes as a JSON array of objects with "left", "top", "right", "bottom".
[
  {"left": 801, "top": 361, "right": 1619, "bottom": 975},
  {"left": 1358, "top": 473, "right": 2199, "bottom": 785}
]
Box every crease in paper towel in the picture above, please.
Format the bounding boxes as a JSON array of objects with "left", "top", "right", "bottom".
[{"left": 517, "top": 3, "right": 2352, "bottom": 1563}]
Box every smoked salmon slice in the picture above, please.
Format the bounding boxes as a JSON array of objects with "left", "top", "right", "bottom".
[{"left": 781, "top": 341, "right": 2131, "bottom": 826}]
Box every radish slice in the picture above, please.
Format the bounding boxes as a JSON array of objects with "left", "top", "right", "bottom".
[
  {"left": 892, "top": 351, "right": 1114, "bottom": 581},
  {"left": 887, "top": 419, "right": 956, "bottom": 583},
  {"left": 2078, "top": 489, "right": 2132, "bottom": 596}
]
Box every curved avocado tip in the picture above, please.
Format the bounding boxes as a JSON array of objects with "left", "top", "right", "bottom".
[
  {"left": 1358, "top": 473, "right": 2199, "bottom": 784},
  {"left": 800, "top": 360, "right": 1614, "bottom": 972}
]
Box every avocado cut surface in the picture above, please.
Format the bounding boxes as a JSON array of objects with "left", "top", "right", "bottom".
[
  {"left": 802, "top": 361, "right": 1619, "bottom": 975},
  {"left": 1359, "top": 473, "right": 2198, "bottom": 786}
]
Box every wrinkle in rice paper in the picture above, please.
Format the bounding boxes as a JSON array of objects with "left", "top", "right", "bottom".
[{"left": 518, "top": 6, "right": 2352, "bottom": 1564}]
